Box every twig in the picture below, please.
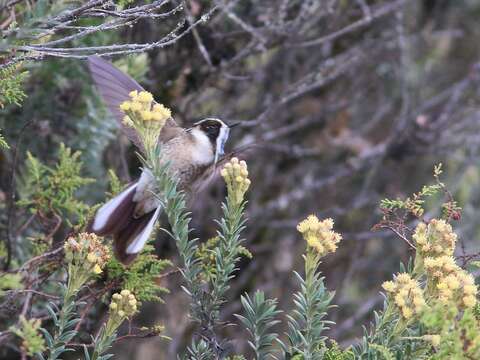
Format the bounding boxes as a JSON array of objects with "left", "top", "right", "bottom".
[
  {"left": 9, "top": 246, "right": 63, "bottom": 274},
  {"left": 4, "top": 289, "right": 60, "bottom": 300},
  {"left": 20, "top": 291, "right": 33, "bottom": 317},
  {"left": 293, "top": 0, "right": 411, "bottom": 48},
  {"left": 15, "top": 7, "right": 217, "bottom": 54},
  {"left": 183, "top": 0, "right": 213, "bottom": 67},
  {"left": 0, "top": 0, "right": 25, "bottom": 12},
  {"left": 14, "top": 213, "right": 36, "bottom": 238}
]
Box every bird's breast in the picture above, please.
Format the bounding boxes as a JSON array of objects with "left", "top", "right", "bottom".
[{"left": 133, "top": 133, "right": 214, "bottom": 213}]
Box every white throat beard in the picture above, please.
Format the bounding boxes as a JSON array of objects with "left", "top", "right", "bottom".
[
  {"left": 190, "top": 128, "right": 215, "bottom": 165},
  {"left": 215, "top": 126, "right": 230, "bottom": 164}
]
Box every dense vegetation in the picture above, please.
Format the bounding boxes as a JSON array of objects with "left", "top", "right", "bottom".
[{"left": 2, "top": 1, "right": 480, "bottom": 359}]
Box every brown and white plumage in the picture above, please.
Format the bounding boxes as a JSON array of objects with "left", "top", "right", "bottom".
[{"left": 87, "top": 56, "right": 232, "bottom": 264}]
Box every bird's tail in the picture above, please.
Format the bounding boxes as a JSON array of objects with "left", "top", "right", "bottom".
[{"left": 88, "top": 182, "right": 162, "bottom": 265}]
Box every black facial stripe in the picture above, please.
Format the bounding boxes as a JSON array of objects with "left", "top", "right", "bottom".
[{"left": 200, "top": 121, "right": 221, "bottom": 144}]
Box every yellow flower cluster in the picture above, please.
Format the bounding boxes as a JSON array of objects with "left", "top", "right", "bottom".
[
  {"left": 423, "top": 255, "right": 457, "bottom": 280},
  {"left": 63, "top": 233, "right": 110, "bottom": 296},
  {"left": 109, "top": 289, "right": 138, "bottom": 318},
  {"left": 422, "top": 334, "right": 441, "bottom": 347},
  {"left": 64, "top": 233, "right": 109, "bottom": 276},
  {"left": 221, "top": 157, "right": 251, "bottom": 205},
  {"left": 105, "top": 289, "right": 139, "bottom": 336},
  {"left": 413, "top": 219, "right": 457, "bottom": 258},
  {"left": 424, "top": 255, "right": 477, "bottom": 308},
  {"left": 382, "top": 273, "right": 426, "bottom": 320},
  {"left": 119, "top": 90, "right": 171, "bottom": 128},
  {"left": 297, "top": 215, "right": 342, "bottom": 257}
]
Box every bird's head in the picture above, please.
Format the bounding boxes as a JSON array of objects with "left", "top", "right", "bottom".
[{"left": 192, "top": 118, "right": 239, "bottom": 164}]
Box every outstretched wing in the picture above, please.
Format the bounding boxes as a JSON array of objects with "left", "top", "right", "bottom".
[
  {"left": 190, "top": 145, "right": 253, "bottom": 194},
  {"left": 87, "top": 56, "right": 182, "bottom": 151}
]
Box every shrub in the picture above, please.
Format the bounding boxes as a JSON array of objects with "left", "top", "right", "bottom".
[{"left": 1, "top": 99, "right": 479, "bottom": 359}]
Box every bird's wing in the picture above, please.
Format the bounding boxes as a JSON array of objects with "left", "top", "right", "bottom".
[
  {"left": 190, "top": 146, "right": 252, "bottom": 194},
  {"left": 87, "top": 56, "right": 181, "bottom": 151}
]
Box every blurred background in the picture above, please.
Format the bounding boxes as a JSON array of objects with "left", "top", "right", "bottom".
[{"left": 2, "top": 0, "right": 480, "bottom": 358}]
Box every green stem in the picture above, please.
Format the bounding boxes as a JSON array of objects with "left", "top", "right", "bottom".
[
  {"left": 45, "top": 263, "right": 89, "bottom": 360},
  {"left": 46, "top": 289, "right": 77, "bottom": 360},
  {"left": 211, "top": 195, "right": 244, "bottom": 309},
  {"left": 304, "top": 250, "right": 319, "bottom": 359},
  {"left": 90, "top": 325, "right": 116, "bottom": 360}
]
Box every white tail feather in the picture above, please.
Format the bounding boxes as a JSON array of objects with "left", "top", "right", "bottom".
[
  {"left": 126, "top": 206, "right": 162, "bottom": 254},
  {"left": 92, "top": 183, "right": 138, "bottom": 232}
]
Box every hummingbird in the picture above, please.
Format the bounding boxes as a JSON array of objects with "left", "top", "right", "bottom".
[{"left": 86, "top": 56, "right": 236, "bottom": 264}]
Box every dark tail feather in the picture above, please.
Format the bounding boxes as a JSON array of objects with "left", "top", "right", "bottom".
[
  {"left": 113, "top": 211, "right": 156, "bottom": 265},
  {"left": 88, "top": 182, "right": 161, "bottom": 265},
  {"left": 88, "top": 183, "right": 141, "bottom": 265},
  {"left": 88, "top": 183, "right": 138, "bottom": 236}
]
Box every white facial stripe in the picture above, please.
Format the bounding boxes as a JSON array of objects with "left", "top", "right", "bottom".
[
  {"left": 215, "top": 125, "right": 230, "bottom": 164},
  {"left": 191, "top": 128, "right": 214, "bottom": 165}
]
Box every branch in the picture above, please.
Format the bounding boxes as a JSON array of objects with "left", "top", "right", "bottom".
[{"left": 292, "top": 0, "right": 412, "bottom": 48}]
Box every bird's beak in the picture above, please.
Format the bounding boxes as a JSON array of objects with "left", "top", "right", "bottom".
[{"left": 229, "top": 122, "right": 241, "bottom": 128}]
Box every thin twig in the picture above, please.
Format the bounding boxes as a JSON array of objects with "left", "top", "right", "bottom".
[{"left": 292, "top": 0, "right": 411, "bottom": 48}]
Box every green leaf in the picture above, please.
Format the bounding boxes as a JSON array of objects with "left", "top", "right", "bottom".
[
  {"left": 0, "top": 62, "right": 28, "bottom": 108},
  {"left": 0, "top": 129, "right": 9, "bottom": 149},
  {"left": 235, "top": 291, "right": 283, "bottom": 359}
]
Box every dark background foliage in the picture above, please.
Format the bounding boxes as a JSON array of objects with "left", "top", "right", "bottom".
[{"left": 2, "top": 0, "right": 480, "bottom": 358}]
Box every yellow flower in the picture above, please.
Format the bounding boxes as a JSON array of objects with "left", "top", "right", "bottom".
[
  {"left": 463, "top": 296, "right": 476, "bottom": 307},
  {"left": 436, "top": 282, "right": 447, "bottom": 290},
  {"left": 119, "top": 101, "right": 131, "bottom": 111},
  {"left": 424, "top": 256, "right": 458, "bottom": 280},
  {"left": 384, "top": 273, "right": 425, "bottom": 320},
  {"left": 297, "top": 215, "right": 320, "bottom": 233},
  {"left": 119, "top": 90, "right": 172, "bottom": 137},
  {"left": 413, "top": 296, "right": 425, "bottom": 309},
  {"left": 297, "top": 215, "right": 342, "bottom": 257},
  {"left": 439, "top": 295, "right": 451, "bottom": 305},
  {"left": 396, "top": 273, "right": 412, "bottom": 284},
  {"left": 402, "top": 307, "right": 413, "bottom": 319},
  {"left": 221, "top": 158, "right": 251, "bottom": 205},
  {"left": 64, "top": 238, "right": 80, "bottom": 253},
  {"left": 153, "top": 103, "right": 171, "bottom": 119},
  {"left": 130, "top": 101, "right": 142, "bottom": 112},
  {"left": 444, "top": 274, "right": 460, "bottom": 289},
  {"left": 64, "top": 233, "right": 109, "bottom": 267},
  {"left": 413, "top": 219, "right": 457, "bottom": 258},
  {"left": 425, "top": 255, "right": 478, "bottom": 308},
  {"left": 87, "top": 252, "right": 97, "bottom": 263},
  {"left": 119, "top": 90, "right": 173, "bottom": 151},
  {"left": 438, "top": 287, "right": 452, "bottom": 300},
  {"left": 395, "top": 295, "right": 406, "bottom": 308},
  {"left": 141, "top": 111, "right": 153, "bottom": 121},
  {"left": 138, "top": 91, "right": 153, "bottom": 103},
  {"left": 63, "top": 233, "right": 110, "bottom": 292},
  {"left": 423, "top": 334, "right": 441, "bottom": 347},
  {"left": 93, "top": 264, "right": 102, "bottom": 274},
  {"left": 382, "top": 281, "right": 396, "bottom": 293},
  {"left": 464, "top": 284, "right": 477, "bottom": 295},
  {"left": 108, "top": 290, "right": 138, "bottom": 321}
]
